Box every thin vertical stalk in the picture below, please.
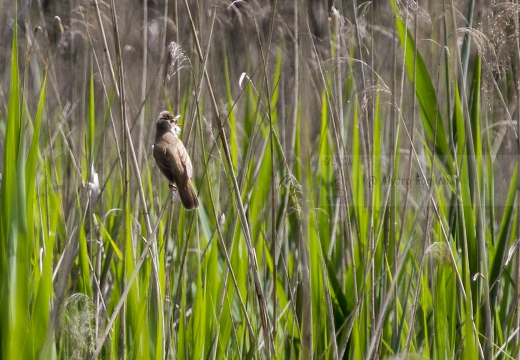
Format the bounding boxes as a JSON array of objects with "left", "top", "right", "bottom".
[
  {"left": 137, "top": 0, "right": 148, "bottom": 163},
  {"left": 257, "top": 0, "right": 279, "bottom": 354},
  {"left": 513, "top": 0, "right": 520, "bottom": 347},
  {"left": 182, "top": 0, "right": 273, "bottom": 356},
  {"left": 448, "top": 1, "right": 492, "bottom": 357}
]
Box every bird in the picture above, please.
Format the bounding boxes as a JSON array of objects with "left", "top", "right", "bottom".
[{"left": 153, "top": 111, "right": 199, "bottom": 210}]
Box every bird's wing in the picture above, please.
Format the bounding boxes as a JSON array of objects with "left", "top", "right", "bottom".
[
  {"left": 153, "top": 140, "right": 185, "bottom": 184},
  {"left": 175, "top": 141, "right": 193, "bottom": 179}
]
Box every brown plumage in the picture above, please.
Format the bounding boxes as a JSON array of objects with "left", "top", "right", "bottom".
[{"left": 153, "top": 111, "right": 198, "bottom": 210}]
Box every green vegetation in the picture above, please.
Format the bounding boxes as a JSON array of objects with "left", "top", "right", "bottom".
[{"left": 1, "top": 0, "right": 519, "bottom": 358}]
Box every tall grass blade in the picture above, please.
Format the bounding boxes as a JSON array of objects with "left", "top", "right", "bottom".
[{"left": 390, "top": 1, "right": 452, "bottom": 165}]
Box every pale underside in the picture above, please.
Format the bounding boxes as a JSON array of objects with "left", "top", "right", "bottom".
[{"left": 153, "top": 132, "right": 193, "bottom": 186}]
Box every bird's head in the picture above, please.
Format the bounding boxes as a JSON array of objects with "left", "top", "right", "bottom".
[{"left": 157, "top": 111, "right": 182, "bottom": 138}]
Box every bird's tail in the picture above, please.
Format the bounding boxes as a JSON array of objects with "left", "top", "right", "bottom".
[{"left": 178, "top": 180, "right": 199, "bottom": 210}]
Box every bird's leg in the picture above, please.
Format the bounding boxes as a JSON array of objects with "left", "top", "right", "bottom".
[{"left": 169, "top": 183, "right": 177, "bottom": 202}]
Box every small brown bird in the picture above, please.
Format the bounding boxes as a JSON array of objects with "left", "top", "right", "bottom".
[{"left": 153, "top": 111, "right": 198, "bottom": 210}]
